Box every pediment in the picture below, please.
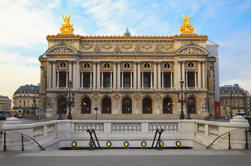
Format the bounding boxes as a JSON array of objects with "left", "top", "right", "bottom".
[
  {"left": 177, "top": 45, "right": 208, "bottom": 55},
  {"left": 46, "top": 45, "right": 78, "bottom": 55}
]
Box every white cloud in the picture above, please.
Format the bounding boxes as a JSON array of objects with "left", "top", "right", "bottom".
[
  {"left": 0, "top": 51, "right": 40, "bottom": 99},
  {"left": 0, "top": 0, "right": 59, "bottom": 47}
]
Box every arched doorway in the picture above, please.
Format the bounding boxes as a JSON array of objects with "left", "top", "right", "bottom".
[
  {"left": 163, "top": 97, "right": 173, "bottom": 114},
  {"left": 102, "top": 97, "right": 111, "bottom": 114},
  {"left": 187, "top": 96, "right": 196, "bottom": 114},
  {"left": 122, "top": 97, "right": 132, "bottom": 114},
  {"left": 81, "top": 97, "right": 91, "bottom": 114},
  {"left": 142, "top": 97, "right": 152, "bottom": 114},
  {"left": 57, "top": 97, "right": 67, "bottom": 114}
]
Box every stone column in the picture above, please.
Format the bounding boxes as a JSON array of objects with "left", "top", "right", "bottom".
[
  {"left": 137, "top": 63, "right": 141, "bottom": 90},
  {"left": 77, "top": 62, "right": 80, "bottom": 89},
  {"left": 182, "top": 62, "right": 185, "bottom": 83},
  {"left": 101, "top": 72, "right": 103, "bottom": 88},
  {"left": 202, "top": 62, "right": 205, "bottom": 89},
  {"left": 47, "top": 62, "right": 51, "bottom": 89},
  {"left": 52, "top": 62, "right": 56, "bottom": 89},
  {"left": 141, "top": 72, "right": 144, "bottom": 89},
  {"left": 90, "top": 72, "right": 93, "bottom": 88},
  {"left": 198, "top": 62, "right": 201, "bottom": 89},
  {"left": 66, "top": 72, "right": 68, "bottom": 88},
  {"left": 56, "top": 72, "right": 59, "bottom": 88},
  {"left": 93, "top": 63, "right": 96, "bottom": 89},
  {"left": 171, "top": 72, "right": 173, "bottom": 88},
  {"left": 113, "top": 63, "right": 117, "bottom": 89},
  {"left": 133, "top": 63, "right": 137, "bottom": 89},
  {"left": 69, "top": 62, "right": 72, "bottom": 81},
  {"left": 186, "top": 71, "right": 188, "bottom": 88},
  {"left": 121, "top": 72, "right": 124, "bottom": 89},
  {"left": 161, "top": 72, "right": 164, "bottom": 89},
  {"left": 157, "top": 63, "right": 161, "bottom": 89},
  {"left": 205, "top": 61, "right": 208, "bottom": 89},
  {"left": 150, "top": 72, "right": 153, "bottom": 89},
  {"left": 80, "top": 72, "right": 83, "bottom": 88},
  {"left": 195, "top": 72, "right": 197, "bottom": 88},
  {"left": 97, "top": 63, "right": 100, "bottom": 89},
  {"left": 154, "top": 63, "right": 157, "bottom": 89},
  {"left": 110, "top": 72, "right": 112, "bottom": 89},
  {"left": 117, "top": 63, "right": 120, "bottom": 89},
  {"left": 130, "top": 72, "right": 133, "bottom": 89}
]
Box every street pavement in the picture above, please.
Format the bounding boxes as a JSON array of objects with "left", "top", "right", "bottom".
[{"left": 0, "top": 149, "right": 251, "bottom": 166}]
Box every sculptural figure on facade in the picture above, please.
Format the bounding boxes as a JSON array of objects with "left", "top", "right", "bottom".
[
  {"left": 60, "top": 14, "right": 74, "bottom": 34},
  {"left": 180, "top": 14, "right": 194, "bottom": 34}
]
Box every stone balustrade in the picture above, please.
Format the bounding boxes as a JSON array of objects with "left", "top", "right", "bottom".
[{"left": 1, "top": 116, "right": 249, "bottom": 151}]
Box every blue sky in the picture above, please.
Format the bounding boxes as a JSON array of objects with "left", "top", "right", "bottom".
[{"left": 0, "top": 0, "right": 251, "bottom": 98}]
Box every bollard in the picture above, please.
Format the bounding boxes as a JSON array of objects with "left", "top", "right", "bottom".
[
  {"left": 21, "top": 134, "right": 24, "bottom": 151},
  {"left": 3, "top": 131, "right": 7, "bottom": 152},
  {"left": 228, "top": 132, "right": 231, "bottom": 149},
  {"left": 245, "top": 128, "right": 249, "bottom": 150}
]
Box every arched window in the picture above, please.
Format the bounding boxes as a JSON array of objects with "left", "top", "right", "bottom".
[
  {"left": 163, "top": 97, "right": 173, "bottom": 114},
  {"left": 142, "top": 97, "right": 152, "bottom": 114},
  {"left": 122, "top": 97, "right": 132, "bottom": 114},
  {"left": 187, "top": 96, "right": 196, "bottom": 114},
  {"left": 57, "top": 97, "right": 67, "bottom": 114},
  {"left": 81, "top": 97, "right": 91, "bottom": 114},
  {"left": 102, "top": 97, "right": 111, "bottom": 114}
]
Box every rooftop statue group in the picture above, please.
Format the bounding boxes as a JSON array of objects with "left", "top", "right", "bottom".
[
  {"left": 60, "top": 14, "right": 74, "bottom": 34},
  {"left": 180, "top": 14, "right": 194, "bottom": 34},
  {"left": 59, "top": 14, "right": 194, "bottom": 34}
]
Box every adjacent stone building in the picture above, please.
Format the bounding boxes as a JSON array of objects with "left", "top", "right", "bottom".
[
  {"left": 13, "top": 85, "right": 40, "bottom": 117},
  {"left": 220, "top": 84, "right": 247, "bottom": 118},
  {"left": 38, "top": 15, "right": 216, "bottom": 120},
  {"left": 0, "top": 95, "right": 11, "bottom": 111}
]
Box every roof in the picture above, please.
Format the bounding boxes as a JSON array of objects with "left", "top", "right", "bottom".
[
  {"left": 46, "top": 34, "right": 208, "bottom": 40},
  {"left": 14, "top": 85, "right": 40, "bottom": 94},
  {"left": 220, "top": 84, "right": 246, "bottom": 94},
  {"left": 0, "top": 95, "right": 9, "bottom": 99}
]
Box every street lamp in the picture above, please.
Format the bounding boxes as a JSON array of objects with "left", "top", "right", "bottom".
[
  {"left": 67, "top": 80, "right": 73, "bottom": 120},
  {"left": 179, "top": 80, "right": 185, "bottom": 119}
]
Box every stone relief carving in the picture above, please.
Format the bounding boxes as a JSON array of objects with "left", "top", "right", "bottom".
[
  {"left": 134, "top": 45, "right": 140, "bottom": 53},
  {"left": 113, "top": 93, "right": 120, "bottom": 100},
  {"left": 82, "top": 43, "right": 93, "bottom": 50},
  {"left": 49, "top": 47, "right": 75, "bottom": 54},
  {"left": 161, "top": 44, "right": 171, "bottom": 50},
  {"left": 154, "top": 44, "right": 160, "bottom": 54},
  {"left": 102, "top": 43, "right": 113, "bottom": 50},
  {"left": 113, "top": 45, "right": 121, "bottom": 54},
  {"left": 94, "top": 44, "right": 100, "bottom": 54},
  {"left": 154, "top": 94, "right": 161, "bottom": 100},
  {"left": 134, "top": 94, "right": 141, "bottom": 100},
  {"left": 121, "top": 43, "right": 133, "bottom": 50},
  {"left": 141, "top": 44, "right": 152, "bottom": 50},
  {"left": 178, "top": 47, "right": 205, "bottom": 54}
]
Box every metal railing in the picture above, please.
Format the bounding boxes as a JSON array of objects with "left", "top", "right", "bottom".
[
  {"left": 2, "top": 130, "right": 46, "bottom": 152},
  {"left": 206, "top": 128, "right": 249, "bottom": 150}
]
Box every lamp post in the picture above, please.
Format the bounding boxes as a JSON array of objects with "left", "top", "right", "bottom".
[
  {"left": 67, "top": 80, "right": 73, "bottom": 120},
  {"left": 179, "top": 80, "right": 185, "bottom": 119}
]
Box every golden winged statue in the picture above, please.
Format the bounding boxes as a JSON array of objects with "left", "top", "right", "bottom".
[
  {"left": 180, "top": 14, "right": 194, "bottom": 34},
  {"left": 60, "top": 14, "right": 74, "bottom": 34}
]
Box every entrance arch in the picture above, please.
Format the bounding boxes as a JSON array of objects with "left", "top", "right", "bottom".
[
  {"left": 142, "top": 97, "right": 152, "bottom": 114},
  {"left": 163, "top": 97, "right": 173, "bottom": 114},
  {"left": 122, "top": 97, "right": 132, "bottom": 114},
  {"left": 81, "top": 97, "right": 91, "bottom": 114},
  {"left": 102, "top": 97, "right": 111, "bottom": 114},
  {"left": 57, "top": 97, "right": 67, "bottom": 114}
]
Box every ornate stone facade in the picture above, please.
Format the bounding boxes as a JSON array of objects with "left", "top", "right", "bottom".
[{"left": 39, "top": 33, "right": 216, "bottom": 120}]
